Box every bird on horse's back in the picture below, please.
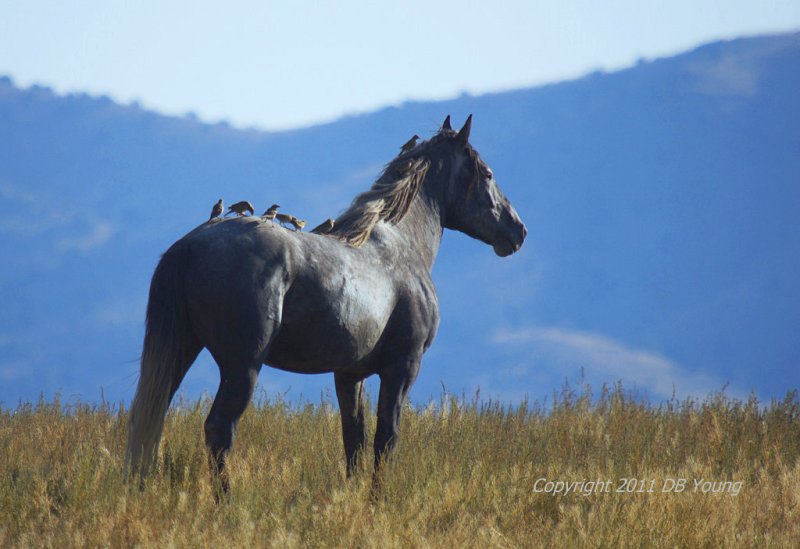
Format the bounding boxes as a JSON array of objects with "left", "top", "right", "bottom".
[{"left": 126, "top": 115, "right": 527, "bottom": 494}]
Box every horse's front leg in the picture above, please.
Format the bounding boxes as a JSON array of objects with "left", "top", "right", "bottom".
[
  {"left": 334, "top": 372, "right": 368, "bottom": 478},
  {"left": 373, "top": 359, "right": 420, "bottom": 481}
]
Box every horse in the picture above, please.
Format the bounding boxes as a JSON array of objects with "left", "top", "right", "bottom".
[{"left": 126, "top": 115, "right": 527, "bottom": 491}]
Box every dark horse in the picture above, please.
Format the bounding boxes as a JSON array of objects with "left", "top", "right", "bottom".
[{"left": 126, "top": 115, "right": 526, "bottom": 489}]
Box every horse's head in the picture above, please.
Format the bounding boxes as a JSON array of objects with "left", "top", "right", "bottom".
[{"left": 436, "top": 115, "right": 527, "bottom": 257}]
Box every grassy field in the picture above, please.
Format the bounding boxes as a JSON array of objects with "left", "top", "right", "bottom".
[{"left": 1, "top": 384, "right": 799, "bottom": 547}]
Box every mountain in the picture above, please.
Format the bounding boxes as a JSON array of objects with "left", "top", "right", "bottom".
[{"left": 1, "top": 32, "right": 798, "bottom": 406}]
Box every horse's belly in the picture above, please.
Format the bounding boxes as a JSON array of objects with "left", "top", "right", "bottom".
[
  {"left": 265, "top": 285, "right": 392, "bottom": 374},
  {"left": 266, "top": 317, "right": 384, "bottom": 374}
]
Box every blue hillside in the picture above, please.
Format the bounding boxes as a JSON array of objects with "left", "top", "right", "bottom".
[{"left": 0, "top": 32, "right": 798, "bottom": 405}]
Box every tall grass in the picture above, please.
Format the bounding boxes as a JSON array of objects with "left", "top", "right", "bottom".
[{"left": 1, "top": 385, "right": 799, "bottom": 547}]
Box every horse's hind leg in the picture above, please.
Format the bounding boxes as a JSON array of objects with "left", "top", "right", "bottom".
[
  {"left": 204, "top": 362, "right": 260, "bottom": 495},
  {"left": 199, "top": 292, "right": 281, "bottom": 496},
  {"left": 334, "top": 372, "right": 367, "bottom": 478}
]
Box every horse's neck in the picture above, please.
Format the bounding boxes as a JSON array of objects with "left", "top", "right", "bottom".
[{"left": 394, "top": 177, "right": 444, "bottom": 273}]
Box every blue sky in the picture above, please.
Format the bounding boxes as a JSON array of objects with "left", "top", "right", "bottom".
[{"left": 1, "top": 1, "right": 798, "bottom": 130}]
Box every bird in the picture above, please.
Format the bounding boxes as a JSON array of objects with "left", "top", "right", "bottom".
[
  {"left": 275, "top": 213, "right": 306, "bottom": 231},
  {"left": 225, "top": 200, "right": 255, "bottom": 217},
  {"left": 311, "top": 218, "right": 335, "bottom": 234},
  {"left": 400, "top": 134, "right": 420, "bottom": 154},
  {"left": 208, "top": 199, "right": 224, "bottom": 222},
  {"left": 275, "top": 212, "right": 293, "bottom": 228},
  {"left": 261, "top": 204, "right": 280, "bottom": 223}
]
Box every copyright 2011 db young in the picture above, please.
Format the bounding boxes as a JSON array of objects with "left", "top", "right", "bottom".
[{"left": 533, "top": 478, "right": 742, "bottom": 496}]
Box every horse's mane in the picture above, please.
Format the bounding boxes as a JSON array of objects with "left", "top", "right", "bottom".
[{"left": 331, "top": 146, "right": 433, "bottom": 247}]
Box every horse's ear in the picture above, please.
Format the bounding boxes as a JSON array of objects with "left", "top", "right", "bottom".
[
  {"left": 456, "top": 114, "right": 472, "bottom": 144},
  {"left": 442, "top": 115, "right": 452, "bottom": 131}
]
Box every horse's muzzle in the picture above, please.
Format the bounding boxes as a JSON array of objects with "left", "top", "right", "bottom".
[{"left": 493, "top": 222, "right": 527, "bottom": 257}]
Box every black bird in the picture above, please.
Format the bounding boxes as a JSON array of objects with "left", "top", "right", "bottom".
[
  {"left": 225, "top": 200, "right": 255, "bottom": 217},
  {"left": 311, "top": 218, "right": 335, "bottom": 234},
  {"left": 209, "top": 199, "right": 224, "bottom": 222},
  {"left": 261, "top": 204, "right": 280, "bottom": 223},
  {"left": 400, "top": 134, "right": 420, "bottom": 154}
]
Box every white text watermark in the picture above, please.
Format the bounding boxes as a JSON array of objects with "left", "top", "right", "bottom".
[{"left": 533, "top": 477, "right": 742, "bottom": 496}]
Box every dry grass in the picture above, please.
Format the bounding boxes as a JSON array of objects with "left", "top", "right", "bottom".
[{"left": 1, "top": 384, "right": 799, "bottom": 547}]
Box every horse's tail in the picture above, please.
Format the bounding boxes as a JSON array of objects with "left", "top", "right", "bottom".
[{"left": 126, "top": 243, "right": 199, "bottom": 480}]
